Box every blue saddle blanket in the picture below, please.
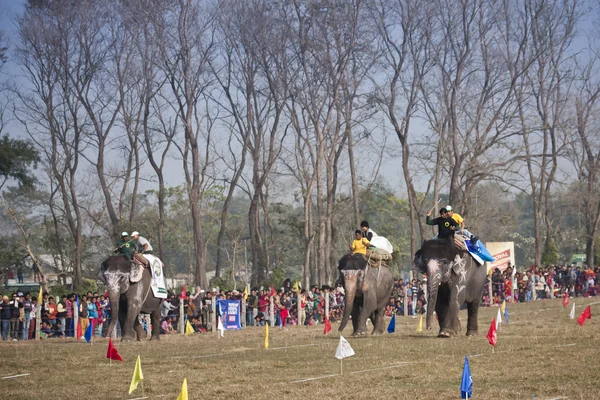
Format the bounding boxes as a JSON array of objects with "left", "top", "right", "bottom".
[{"left": 465, "top": 239, "right": 495, "bottom": 263}]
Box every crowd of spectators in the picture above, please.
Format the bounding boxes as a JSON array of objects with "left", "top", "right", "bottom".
[
  {"left": 0, "top": 290, "right": 113, "bottom": 341},
  {"left": 2, "top": 264, "right": 599, "bottom": 341},
  {"left": 487, "top": 264, "right": 599, "bottom": 305}
]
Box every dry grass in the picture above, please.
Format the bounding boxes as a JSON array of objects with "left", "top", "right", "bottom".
[{"left": 1, "top": 298, "right": 599, "bottom": 400}]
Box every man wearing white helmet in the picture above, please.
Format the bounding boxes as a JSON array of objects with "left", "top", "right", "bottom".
[
  {"left": 445, "top": 205, "right": 478, "bottom": 243},
  {"left": 131, "top": 231, "right": 153, "bottom": 255}
]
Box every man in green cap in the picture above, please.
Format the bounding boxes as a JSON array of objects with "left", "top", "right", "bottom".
[{"left": 114, "top": 232, "right": 137, "bottom": 261}]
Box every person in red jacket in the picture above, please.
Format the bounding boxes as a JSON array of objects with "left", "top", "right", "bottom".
[{"left": 46, "top": 297, "right": 58, "bottom": 328}]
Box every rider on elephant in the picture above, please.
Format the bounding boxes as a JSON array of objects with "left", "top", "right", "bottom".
[
  {"left": 426, "top": 208, "right": 459, "bottom": 240},
  {"left": 360, "top": 220, "right": 378, "bottom": 241},
  {"left": 349, "top": 230, "right": 370, "bottom": 256},
  {"left": 445, "top": 205, "right": 479, "bottom": 243},
  {"left": 131, "top": 231, "right": 152, "bottom": 267},
  {"left": 114, "top": 232, "right": 137, "bottom": 260}
]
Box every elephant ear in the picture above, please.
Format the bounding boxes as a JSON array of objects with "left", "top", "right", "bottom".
[{"left": 451, "top": 254, "right": 467, "bottom": 276}]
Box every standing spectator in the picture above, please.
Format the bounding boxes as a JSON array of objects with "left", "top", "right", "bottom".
[
  {"left": 65, "top": 294, "right": 74, "bottom": 337},
  {"left": 279, "top": 293, "right": 291, "bottom": 327},
  {"left": 57, "top": 295, "right": 67, "bottom": 336},
  {"left": 298, "top": 289, "right": 307, "bottom": 326},
  {"left": 96, "top": 296, "right": 105, "bottom": 337},
  {"left": 22, "top": 293, "right": 33, "bottom": 341},
  {"left": 186, "top": 298, "right": 196, "bottom": 321},
  {"left": 46, "top": 296, "right": 57, "bottom": 328},
  {"left": 247, "top": 289, "right": 258, "bottom": 327},
  {"left": 190, "top": 287, "right": 203, "bottom": 319},
  {"left": 79, "top": 295, "right": 89, "bottom": 339},
  {"left": 88, "top": 297, "right": 99, "bottom": 335},
  {"left": 9, "top": 293, "right": 21, "bottom": 340},
  {"left": 41, "top": 292, "right": 50, "bottom": 325},
  {"left": 29, "top": 296, "right": 37, "bottom": 339},
  {"left": 0, "top": 295, "right": 12, "bottom": 341},
  {"left": 258, "top": 291, "right": 269, "bottom": 324},
  {"left": 32, "top": 261, "right": 42, "bottom": 282},
  {"left": 161, "top": 297, "right": 177, "bottom": 319},
  {"left": 16, "top": 262, "right": 24, "bottom": 283}
]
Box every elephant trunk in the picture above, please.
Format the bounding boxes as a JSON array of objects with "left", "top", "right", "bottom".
[
  {"left": 426, "top": 259, "right": 441, "bottom": 330},
  {"left": 338, "top": 271, "right": 358, "bottom": 332},
  {"left": 104, "top": 268, "right": 127, "bottom": 338}
]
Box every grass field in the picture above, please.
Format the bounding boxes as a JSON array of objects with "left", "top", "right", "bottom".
[{"left": 1, "top": 298, "right": 599, "bottom": 400}]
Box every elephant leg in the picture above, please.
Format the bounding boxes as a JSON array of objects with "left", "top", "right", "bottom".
[
  {"left": 118, "top": 298, "right": 128, "bottom": 339},
  {"left": 150, "top": 302, "right": 161, "bottom": 340},
  {"left": 133, "top": 316, "right": 146, "bottom": 341},
  {"left": 371, "top": 295, "right": 389, "bottom": 335},
  {"left": 357, "top": 289, "right": 377, "bottom": 336},
  {"left": 435, "top": 285, "right": 451, "bottom": 337},
  {"left": 444, "top": 284, "right": 462, "bottom": 336},
  {"left": 466, "top": 299, "right": 481, "bottom": 336},
  {"left": 351, "top": 302, "right": 362, "bottom": 335}
]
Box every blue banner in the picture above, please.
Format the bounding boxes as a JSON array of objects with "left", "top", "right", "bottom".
[{"left": 216, "top": 300, "right": 242, "bottom": 330}]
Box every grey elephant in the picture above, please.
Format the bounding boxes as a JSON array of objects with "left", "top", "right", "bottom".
[
  {"left": 337, "top": 254, "right": 394, "bottom": 335},
  {"left": 100, "top": 256, "right": 162, "bottom": 341},
  {"left": 413, "top": 239, "right": 487, "bottom": 337}
]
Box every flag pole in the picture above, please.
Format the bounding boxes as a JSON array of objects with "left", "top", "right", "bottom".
[{"left": 340, "top": 358, "right": 343, "bottom": 375}]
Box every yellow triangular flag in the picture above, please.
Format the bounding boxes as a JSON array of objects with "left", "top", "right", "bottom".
[
  {"left": 176, "top": 378, "right": 188, "bottom": 400},
  {"left": 292, "top": 281, "right": 300, "bottom": 292},
  {"left": 185, "top": 320, "right": 195, "bottom": 335},
  {"left": 416, "top": 314, "right": 423, "bottom": 332},
  {"left": 264, "top": 323, "right": 269, "bottom": 349},
  {"left": 500, "top": 300, "right": 506, "bottom": 315},
  {"left": 243, "top": 286, "right": 248, "bottom": 301},
  {"left": 38, "top": 284, "right": 43, "bottom": 304},
  {"left": 128, "top": 355, "right": 143, "bottom": 394}
]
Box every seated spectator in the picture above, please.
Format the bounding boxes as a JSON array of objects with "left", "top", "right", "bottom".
[
  {"left": 40, "top": 321, "right": 53, "bottom": 339},
  {"left": 305, "top": 313, "right": 316, "bottom": 326},
  {"left": 161, "top": 316, "right": 175, "bottom": 334},
  {"left": 254, "top": 312, "right": 265, "bottom": 326},
  {"left": 54, "top": 320, "right": 64, "bottom": 338}
]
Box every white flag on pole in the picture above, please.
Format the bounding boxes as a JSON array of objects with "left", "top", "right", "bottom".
[
  {"left": 496, "top": 308, "right": 502, "bottom": 329},
  {"left": 569, "top": 303, "right": 575, "bottom": 320},
  {"left": 217, "top": 316, "right": 225, "bottom": 337},
  {"left": 335, "top": 336, "right": 355, "bottom": 360}
]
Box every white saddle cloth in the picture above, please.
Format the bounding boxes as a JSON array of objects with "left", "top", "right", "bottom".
[{"left": 143, "top": 254, "right": 167, "bottom": 299}]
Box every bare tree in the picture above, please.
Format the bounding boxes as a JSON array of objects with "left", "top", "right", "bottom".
[
  {"left": 14, "top": 1, "right": 87, "bottom": 287},
  {"left": 155, "top": 0, "right": 215, "bottom": 288}
]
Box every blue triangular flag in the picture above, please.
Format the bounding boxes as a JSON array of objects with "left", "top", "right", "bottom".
[
  {"left": 84, "top": 320, "right": 93, "bottom": 343},
  {"left": 504, "top": 305, "right": 509, "bottom": 324},
  {"left": 460, "top": 356, "right": 473, "bottom": 399},
  {"left": 279, "top": 315, "right": 282, "bottom": 329},
  {"left": 387, "top": 314, "right": 396, "bottom": 334},
  {"left": 75, "top": 294, "right": 80, "bottom": 308}
]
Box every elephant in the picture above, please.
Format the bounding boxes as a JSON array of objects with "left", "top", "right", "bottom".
[
  {"left": 413, "top": 238, "right": 487, "bottom": 337},
  {"left": 99, "top": 256, "right": 162, "bottom": 341},
  {"left": 337, "top": 254, "right": 394, "bottom": 336}
]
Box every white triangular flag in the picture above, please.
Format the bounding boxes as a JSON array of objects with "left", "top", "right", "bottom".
[
  {"left": 217, "top": 316, "right": 225, "bottom": 337},
  {"left": 496, "top": 308, "right": 502, "bottom": 329},
  {"left": 335, "top": 336, "right": 355, "bottom": 360},
  {"left": 569, "top": 303, "right": 575, "bottom": 320}
]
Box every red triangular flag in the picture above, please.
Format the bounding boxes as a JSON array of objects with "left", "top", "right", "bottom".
[
  {"left": 181, "top": 284, "right": 187, "bottom": 300},
  {"left": 106, "top": 338, "right": 124, "bottom": 361},
  {"left": 324, "top": 318, "right": 332, "bottom": 335},
  {"left": 486, "top": 318, "right": 497, "bottom": 347},
  {"left": 270, "top": 285, "right": 276, "bottom": 297},
  {"left": 577, "top": 305, "right": 592, "bottom": 326},
  {"left": 104, "top": 290, "right": 109, "bottom": 298},
  {"left": 562, "top": 292, "right": 569, "bottom": 307},
  {"left": 76, "top": 320, "right": 82, "bottom": 341}
]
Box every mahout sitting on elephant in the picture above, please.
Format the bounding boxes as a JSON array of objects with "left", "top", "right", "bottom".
[
  {"left": 413, "top": 238, "right": 487, "bottom": 337},
  {"left": 337, "top": 253, "right": 394, "bottom": 336}
]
